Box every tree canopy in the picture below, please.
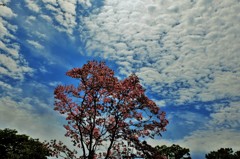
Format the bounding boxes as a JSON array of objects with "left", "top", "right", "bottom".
[
  {"left": 205, "top": 148, "right": 240, "bottom": 159},
  {"left": 0, "top": 128, "right": 50, "bottom": 159},
  {"left": 153, "top": 144, "right": 191, "bottom": 159},
  {"left": 46, "top": 61, "right": 168, "bottom": 159}
]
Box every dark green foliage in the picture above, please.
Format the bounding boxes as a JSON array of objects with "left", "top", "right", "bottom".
[
  {"left": 154, "top": 144, "right": 191, "bottom": 159},
  {"left": 234, "top": 151, "right": 240, "bottom": 158},
  {"left": 0, "top": 128, "right": 50, "bottom": 159},
  {"left": 205, "top": 148, "right": 240, "bottom": 159}
]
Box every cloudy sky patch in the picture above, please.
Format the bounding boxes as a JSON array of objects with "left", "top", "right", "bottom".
[{"left": 0, "top": 0, "right": 240, "bottom": 158}]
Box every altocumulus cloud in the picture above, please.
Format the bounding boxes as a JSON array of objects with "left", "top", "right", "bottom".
[
  {"left": 82, "top": 0, "right": 240, "bottom": 155},
  {"left": 83, "top": 0, "right": 240, "bottom": 105},
  {"left": 0, "top": 0, "right": 62, "bottom": 145},
  {"left": 0, "top": 2, "right": 33, "bottom": 81}
]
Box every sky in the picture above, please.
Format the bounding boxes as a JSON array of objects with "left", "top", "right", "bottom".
[{"left": 0, "top": 0, "right": 240, "bottom": 158}]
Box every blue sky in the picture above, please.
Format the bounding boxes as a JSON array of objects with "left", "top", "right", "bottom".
[{"left": 0, "top": 0, "right": 240, "bottom": 158}]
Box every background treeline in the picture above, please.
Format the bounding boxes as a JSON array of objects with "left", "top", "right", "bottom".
[
  {"left": 0, "top": 128, "right": 49, "bottom": 159},
  {"left": 0, "top": 128, "right": 239, "bottom": 159}
]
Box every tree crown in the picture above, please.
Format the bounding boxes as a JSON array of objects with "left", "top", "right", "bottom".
[
  {"left": 49, "top": 61, "right": 168, "bottom": 159},
  {"left": 0, "top": 128, "right": 50, "bottom": 159}
]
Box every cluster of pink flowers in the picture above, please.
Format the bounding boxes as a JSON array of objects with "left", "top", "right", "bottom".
[{"left": 49, "top": 61, "right": 168, "bottom": 159}]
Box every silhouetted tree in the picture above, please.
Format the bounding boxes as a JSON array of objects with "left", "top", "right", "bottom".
[
  {"left": 153, "top": 144, "right": 191, "bottom": 159},
  {"left": 205, "top": 148, "right": 240, "bottom": 159},
  {"left": 234, "top": 150, "right": 240, "bottom": 158},
  {"left": 0, "top": 128, "right": 50, "bottom": 159}
]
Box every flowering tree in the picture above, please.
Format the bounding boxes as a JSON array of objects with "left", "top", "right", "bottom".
[{"left": 46, "top": 61, "right": 168, "bottom": 159}]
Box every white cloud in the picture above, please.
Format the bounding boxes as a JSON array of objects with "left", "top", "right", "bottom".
[
  {"left": 82, "top": 0, "right": 240, "bottom": 105},
  {"left": 39, "top": 0, "right": 95, "bottom": 37},
  {"left": 0, "top": 95, "right": 66, "bottom": 141},
  {"left": 152, "top": 99, "right": 166, "bottom": 107},
  {"left": 0, "top": 54, "right": 18, "bottom": 71},
  {"left": 24, "top": 0, "right": 41, "bottom": 13},
  {"left": 0, "top": 50, "right": 33, "bottom": 80},
  {"left": 147, "top": 110, "right": 240, "bottom": 156},
  {"left": 180, "top": 129, "right": 240, "bottom": 153},
  {"left": 25, "top": 15, "right": 36, "bottom": 25},
  {"left": 147, "top": 128, "right": 240, "bottom": 155},
  {"left": 77, "top": 0, "right": 92, "bottom": 7},
  {"left": 0, "top": 4, "right": 33, "bottom": 81},
  {"left": 0, "top": 81, "right": 13, "bottom": 90},
  {"left": 0, "top": 5, "right": 16, "bottom": 18},
  {"left": 40, "top": 14, "right": 53, "bottom": 23},
  {"left": 42, "top": 0, "right": 57, "bottom": 4},
  {"left": 35, "top": 31, "right": 47, "bottom": 39},
  {"left": 208, "top": 101, "right": 240, "bottom": 129},
  {"left": 0, "top": 81, "right": 22, "bottom": 97},
  {"left": 42, "top": 0, "right": 78, "bottom": 35},
  {"left": 59, "top": 0, "right": 76, "bottom": 15},
  {"left": 39, "top": 66, "right": 48, "bottom": 73},
  {"left": 49, "top": 81, "right": 62, "bottom": 87},
  {"left": 159, "top": 101, "right": 240, "bottom": 155},
  {"left": 0, "top": 80, "right": 76, "bottom": 149},
  {"left": 0, "top": 40, "right": 19, "bottom": 58},
  {"left": 42, "top": 0, "right": 57, "bottom": 5},
  {"left": 27, "top": 39, "right": 44, "bottom": 49},
  {"left": 0, "top": 17, "right": 17, "bottom": 40}
]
